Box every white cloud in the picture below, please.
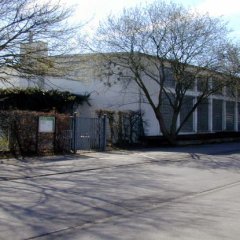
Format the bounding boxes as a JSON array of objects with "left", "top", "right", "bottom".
[{"left": 196, "top": 0, "right": 240, "bottom": 16}]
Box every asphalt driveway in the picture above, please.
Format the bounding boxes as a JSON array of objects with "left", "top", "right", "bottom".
[{"left": 0, "top": 142, "right": 240, "bottom": 239}]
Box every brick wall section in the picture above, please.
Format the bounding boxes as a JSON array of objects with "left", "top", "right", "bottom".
[
  {"left": 3, "top": 110, "right": 72, "bottom": 155},
  {"left": 55, "top": 114, "right": 72, "bottom": 153}
]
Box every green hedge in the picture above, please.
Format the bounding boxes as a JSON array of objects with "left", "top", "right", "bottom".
[{"left": 0, "top": 87, "right": 89, "bottom": 113}]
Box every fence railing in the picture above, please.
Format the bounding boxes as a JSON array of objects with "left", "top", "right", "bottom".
[{"left": 0, "top": 128, "right": 9, "bottom": 151}]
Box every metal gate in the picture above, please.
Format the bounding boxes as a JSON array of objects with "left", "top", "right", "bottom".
[{"left": 72, "top": 114, "right": 107, "bottom": 152}]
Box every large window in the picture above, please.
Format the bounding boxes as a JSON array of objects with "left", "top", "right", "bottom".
[
  {"left": 213, "top": 99, "right": 223, "bottom": 131},
  {"left": 160, "top": 94, "right": 174, "bottom": 131},
  {"left": 197, "top": 99, "right": 208, "bottom": 132},
  {"left": 197, "top": 77, "right": 208, "bottom": 92},
  {"left": 180, "top": 96, "right": 194, "bottom": 132},
  {"left": 164, "top": 68, "right": 175, "bottom": 88},
  {"left": 226, "top": 101, "right": 235, "bottom": 131}
]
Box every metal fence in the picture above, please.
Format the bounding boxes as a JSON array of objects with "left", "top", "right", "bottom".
[{"left": 55, "top": 129, "right": 72, "bottom": 153}]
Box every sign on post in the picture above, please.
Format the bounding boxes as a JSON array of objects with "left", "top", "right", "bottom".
[{"left": 38, "top": 116, "right": 55, "bottom": 133}]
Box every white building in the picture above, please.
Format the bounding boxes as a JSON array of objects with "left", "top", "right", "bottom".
[{"left": 1, "top": 42, "right": 239, "bottom": 137}]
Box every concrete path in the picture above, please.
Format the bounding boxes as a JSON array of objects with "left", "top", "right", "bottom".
[{"left": 0, "top": 142, "right": 240, "bottom": 239}]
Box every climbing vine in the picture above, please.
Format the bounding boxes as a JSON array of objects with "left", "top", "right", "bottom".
[
  {"left": 0, "top": 87, "right": 89, "bottom": 113},
  {"left": 96, "top": 109, "right": 145, "bottom": 145}
]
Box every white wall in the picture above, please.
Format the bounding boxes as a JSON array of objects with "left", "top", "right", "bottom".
[
  {"left": 44, "top": 74, "right": 160, "bottom": 136},
  {"left": 1, "top": 51, "right": 238, "bottom": 137}
]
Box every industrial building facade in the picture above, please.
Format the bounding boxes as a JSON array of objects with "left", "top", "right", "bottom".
[{"left": 0, "top": 41, "right": 239, "bottom": 138}]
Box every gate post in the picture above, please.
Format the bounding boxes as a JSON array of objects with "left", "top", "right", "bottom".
[
  {"left": 102, "top": 114, "right": 107, "bottom": 151},
  {"left": 72, "top": 112, "right": 77, "bottom": 153}
]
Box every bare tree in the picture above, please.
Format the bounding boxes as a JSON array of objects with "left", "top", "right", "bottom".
[
  {"left": 0, "top": 0, "right": 81, "bottom": 83},
  {"left": 217, "top": 43, "right": 240, "bottom": 77},
  {"left": 94, "top": 1, "right": 236, "bottom": 144}
]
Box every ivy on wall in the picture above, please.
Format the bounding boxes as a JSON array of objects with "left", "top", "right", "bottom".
[
  {"left": 0, "top": 110, "right": 72, "bottom": 156},
  {"left": 0, "top": 87, "right": 89, "bottom": 113}
]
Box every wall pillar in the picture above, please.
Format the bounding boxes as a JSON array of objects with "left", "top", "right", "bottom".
[
  {"left": 222, "top": 87, "right": 226, "bottom": 130},
  {"left": 193, "top": 79, "right": 198, "bottom": 133},
  {"left": 234, "top": 90, "right": 238, "bottom": 131},
  {"left": 208, "top": 97, "right": 213, "bottom": 132},
  {"left": 207, "top": 78, "right": 213, "bottom": 132},
  {"left": 193, "top": 97, "right": 198, "bottom": 132},
  {"left": 177, "top": 114, "right": 180, "bottom": 129}
]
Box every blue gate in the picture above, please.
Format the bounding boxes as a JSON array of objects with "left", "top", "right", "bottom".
[{"left": 72, "top": 114, "right": 107, "bottom": 152}]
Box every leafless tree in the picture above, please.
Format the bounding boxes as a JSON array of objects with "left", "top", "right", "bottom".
[
  {"left": 94, "top": 1, "right": 236, "bottom": 144},
  {"left": 217, "top": 43, "right": 240, "bottom": 77},
  {"left": 0, "top": 0, "right": 81, "bottom": 83}
]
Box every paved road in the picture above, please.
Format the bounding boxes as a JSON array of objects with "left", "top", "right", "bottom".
[{"left": 0, "top": 142, "right": 240, "bottom": 239}]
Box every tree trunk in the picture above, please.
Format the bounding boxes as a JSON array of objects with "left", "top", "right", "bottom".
[{"left": 155, "top": 110, "right": 177, "bottom": 145}]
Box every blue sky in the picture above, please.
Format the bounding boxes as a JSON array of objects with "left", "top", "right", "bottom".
[{"left": 62, "top": 0, "right": 240, "bottom": 40}]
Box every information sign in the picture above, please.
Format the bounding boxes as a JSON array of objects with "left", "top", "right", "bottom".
[{"left": 38, "top": 116, "right": 55, "bottom": 133}]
